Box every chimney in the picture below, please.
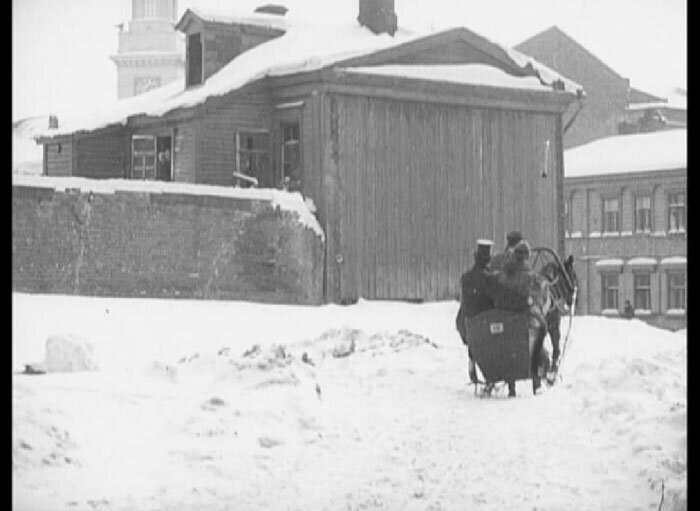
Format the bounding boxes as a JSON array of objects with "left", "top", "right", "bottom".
[
  {"left": 358, "top": 0, "right": 397, "bottom": 36},
  {"left": 48, "top": 115, "right": 59, "bottom": 129}
]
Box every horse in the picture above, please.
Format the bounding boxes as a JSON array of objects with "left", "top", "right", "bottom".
[{"left": 530, "top": 254, "right": 578, "bottom": 384}]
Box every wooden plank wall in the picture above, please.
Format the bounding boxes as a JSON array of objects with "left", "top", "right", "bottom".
[
  {"left": 45, "top": 141, "right": 73, "bottom": 177},
  {"left": 197, "top": 92, "right": 272, "bottom": 186},
  {"left": 173, "top": 122, "right": 197, "bottom": 183},
  {"left": 75, "top": 131, "right": 127, "bottom": 179},
  {"left": 327, "top": 93, "right": 560, "bottom": 302}
]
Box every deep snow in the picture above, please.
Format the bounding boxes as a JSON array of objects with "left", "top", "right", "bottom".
[{"left": 12, "top": 293, "right": 686, "bottom": 511}]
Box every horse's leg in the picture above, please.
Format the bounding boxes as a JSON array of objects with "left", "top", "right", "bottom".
[
  {"left": 548, "top": 308, "right": 562, "bottom": 370},
  {"left": 529, "top": 325, "right": 546, "bottom": 393}
]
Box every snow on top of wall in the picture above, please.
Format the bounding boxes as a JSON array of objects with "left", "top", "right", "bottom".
[
  {"left": 34, "top": 4, "right": 580, "bottom": 141},
  {"left": 660, "top": 256, "right": 686, "bottom": 266},
  {"left": 627, "top": 101, "right": 686, "bottom": 112},
  {"left": 12, "top": 174, "right": 324, "bottom": 240},
  {"left": 595, "top": 258, "right": 624, "bottom": 267},
  {"left": 565, "top": 129, "right": 686, "bottom": 178},
  {"left": 186, "top": 7, "right": 290, "bottom": 30},
  {"left": 342, "top": 64, "right": 552, "bottom": 91},
  {"left": 626, "top": 257, "right": 657, "bottom": 267}
]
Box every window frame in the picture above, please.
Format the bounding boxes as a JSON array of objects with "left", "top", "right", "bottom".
[
  {"left": 602, "top": 196, "right": 620, "bottom": 234},
  {"left": 280, "top": 121, "right": 301, "bottom": 191},
  {"left": 235, "top": 129, "right": 270, "bottom": 187},
  {"left": 668, "top": 191, "right": 686, "bottom": 233},
  {"left": 633, "top": 271, "right": 652, "bottom": 312},
  {"left": 634, "top": 194, "right": 652, "bottom": 233},
  {"left": 601, "top": 272, "right": 619, "bottom": 311},
  {"left": 131, "top": 135, "right": 157, "bottom": 180},
  {"left": 667, "top": 270, "right": 686, "bottom": 311}
]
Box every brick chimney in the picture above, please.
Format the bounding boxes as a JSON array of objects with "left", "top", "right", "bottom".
[
  {"left": 358, "top": 0, "right": 397, "bottom": 36},
  {"left": 48, "top": 115, "right": 59, "bottom": 129}
]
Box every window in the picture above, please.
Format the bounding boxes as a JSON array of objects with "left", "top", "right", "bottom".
[
  {"left": 603, "top": 198, "right": 620, "bottom": 233},
  {"left": 281, "top": 122, "right": 301, "bottom": 191},
  {"left": 564, "top": 200, "right": 571, "bottom": 235},
  {"left": 187, "top": 33, "right": 203, "bottom": 87},
  {"left": 668, "top": 192, "right": 686, "bottom": 232},
  {"left": 236, "top": 131, "right": 269, "bottom": 187},
  {"left": 667, "top": 271, "right": 686, "bottom": 310},
  {"left": 601, "top": 273, "right": 619, "bottom": 310},
  {"left": 633, "top": 272, "right": 652, "bottom": 311},
  {"left": 131, "top": 135, "right": 156, "bottom": 180},
  {"left": 634, "top": 195, "right": 652, "bottom": 233},
  {"left": 134, "top": 76, "right": 161, "bottom": 96}
]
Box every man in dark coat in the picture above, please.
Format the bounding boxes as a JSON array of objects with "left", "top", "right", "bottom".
[
  {"left": 455, "top": 240, "right": 496, "bottom": 384},
  {"left": 490, "top": 230, "right": 523, "bottom": 272}
]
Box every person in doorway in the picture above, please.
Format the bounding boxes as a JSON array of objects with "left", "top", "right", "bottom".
[
  {"left": 623, "top": 300, "right": 635, "bottom": 319},
  {"left": 455, "top": 240, "right": 497, "bottom": 385},
  {"left": 157, "top": 148, "right": 172, "bottom": 181}
]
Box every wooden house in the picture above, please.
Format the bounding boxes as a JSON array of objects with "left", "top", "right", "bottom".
[{"left": 35, "top": 0, "right": 583, "bottom": 304}]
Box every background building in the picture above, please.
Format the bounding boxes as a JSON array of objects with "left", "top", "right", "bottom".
[
  {"left": 564, "top": 129, "right": 686, "bottom": 330},
  {"left": 111, "top": 0, "right": 184, "bottom": 99},
  {"left": 515, "top": 26, "right": 666, "bottom": 149}
]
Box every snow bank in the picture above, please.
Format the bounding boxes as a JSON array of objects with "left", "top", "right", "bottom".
[
  {"left": 43, "top": 335, "right": 98, "bottom": 373},
  {"left": 12, "top": 174, "right": 324, "bottom": 240},
  {"left": 565, "top": 129, "right": 686, "bottom": 178},
  {"left": 12, "top": 293, "right": 686, "bottom": 510}
]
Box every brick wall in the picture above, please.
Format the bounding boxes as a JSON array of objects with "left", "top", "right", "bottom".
[{"left": 12, "top": 184, "right": 325, "bottom": 305}]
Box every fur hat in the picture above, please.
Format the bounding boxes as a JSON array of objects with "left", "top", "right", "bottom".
[
  {"left": 506, "top": 230, "right": 523, "bottom": 247},
  {"left": 514, "top": 240, "right": 530, "bottom": 261}
]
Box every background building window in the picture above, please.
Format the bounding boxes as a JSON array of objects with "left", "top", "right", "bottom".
[
  {"left": 131, "top": 135, "right": 156, "bottom": 180},
  {"left": 634, "top": 195, "right": 652, "bottom": 232},
  {"left": 633, "top": 272, "right": 652, "bottom": 311},
  {"left": 187, "top": 33, "right": 202, "bottom": 87},
  {"left": 134, "top": 76, "right": 161, "bottom": 95},
  {"left": 603, "top": 198, "right": 619, "bottom": 233},
  {"left": 281, "top": 122, "right": 301, "bottom": 191},
  {"left": 668, "top": 192, "right": 686, "bottom": 232},
  {"left": 564, "top": 199, "right": 571, "bottom": 235},
  {"left": 235, "top": 131, "right": 269, "bottom": 187},
  {"left": 601, "top": 273, "right": 619, "bottom": 310},
  {"left": 667, "top": 271, "right": 686, "bottom": 310}
]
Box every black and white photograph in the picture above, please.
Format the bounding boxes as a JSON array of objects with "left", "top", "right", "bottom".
[{"left": 12, "top": 0, "right": 686, "bottom": 509}]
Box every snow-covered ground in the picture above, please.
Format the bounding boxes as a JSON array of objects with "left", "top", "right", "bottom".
[{"left": 12, "top": 292, "right": 686, "bottom": 511}]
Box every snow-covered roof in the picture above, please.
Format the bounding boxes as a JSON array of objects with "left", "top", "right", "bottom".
[
  {"left": 12, "top": 174, "right": 324, "bottom": 240},
  {"left": 595, "top": 258, "right": 624, "bottom": 268},
  {"left": 565, "top": 129, "right": 686, "bottom": 178},
  {"left": 342, "top": 64, "right": 554, "bottom": 92},
  {"left": 626, "top": 257, "right": 657, "bottom": 267},
  {"left": 181, "top": 7, "right": 290, "bottom": 31},
  {"left": 660, "top": 256, "right": 686, "bottom": 266},
  {"left": 626, "top": 101, "right": 686, "bottom": 112},
  {"left": 34, "top": 4, "right": 581, "bottom": 141}
]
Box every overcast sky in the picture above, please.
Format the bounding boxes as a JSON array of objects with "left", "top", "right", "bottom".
[{"left": 12, "top": 0, "right": 686, "bottom": 122}]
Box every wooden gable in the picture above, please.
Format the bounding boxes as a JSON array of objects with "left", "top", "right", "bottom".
[{"left": 335, "top": 28, "right": 530, "bottom": 80}]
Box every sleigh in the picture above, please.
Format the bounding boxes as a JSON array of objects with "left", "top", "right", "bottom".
[{"left": 464, "top": 247, "right": 578, "bottom": 394}]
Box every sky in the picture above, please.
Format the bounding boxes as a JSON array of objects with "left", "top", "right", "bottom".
[{"left": 12, "top": 0, "right": 686, "bottom": 122}]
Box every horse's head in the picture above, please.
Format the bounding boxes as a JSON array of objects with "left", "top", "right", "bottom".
[{"left": 539, "top": 257, "right": 578, "bottom": 309}]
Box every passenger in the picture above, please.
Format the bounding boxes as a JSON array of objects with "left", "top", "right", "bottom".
[
  {"left": 495, "top": 240, "right": 549, "bottom": 393},
  {"left": 455, "top": 240, "right": 497, "bottom": 385},
  {"left": 490, "top": 230, "right": 523, "bottom": 272}
]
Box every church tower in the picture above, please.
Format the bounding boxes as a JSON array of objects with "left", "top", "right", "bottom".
[{"left": 111, "top": 0, "right": 184, "bottom": 99}]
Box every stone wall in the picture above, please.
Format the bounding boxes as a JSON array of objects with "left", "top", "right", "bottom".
[{"left": 12, "top": 183, "right": 325, "bottom": 304}]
